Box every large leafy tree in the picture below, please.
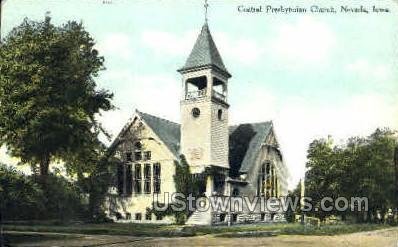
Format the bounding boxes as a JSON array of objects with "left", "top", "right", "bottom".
[
  {"left": 0, "top": 17, "right": 113, "bottom": 178},
  {"left": 354, "top": 129, "right": 396, "bottom": 220},
  {"left": 305, "top": 137, "right": 340, "bottom": 221},
  {"left": 304, "top": 129, "right": 397, "bottom": 223}
]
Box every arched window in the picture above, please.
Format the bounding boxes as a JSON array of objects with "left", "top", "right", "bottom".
[
  {"left": 257, "top": 163, "right": 266, "bottom": 196},
  {"left": 266, "top": 163, "right": 272, "bottom": 198},
  {"left": 258, "top": 161, "right": 274, "bottom": 198}
]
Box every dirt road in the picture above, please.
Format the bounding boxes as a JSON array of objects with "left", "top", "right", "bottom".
[{"left": 6, "top": 227, "right": 398, "bottom": 247}]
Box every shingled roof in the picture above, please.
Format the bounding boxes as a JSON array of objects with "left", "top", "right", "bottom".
[
  {"left": 136, "top": 111, "right": 181, "bottom": 158},
  {"left": 178, "top": 23, "right": 231, "bottom": 77},
  {"left": 121, "top": 111, "right": 272, "bottom": 175},
  {"left": 228, "top": 122, "right": 273, "bottom": 175}
]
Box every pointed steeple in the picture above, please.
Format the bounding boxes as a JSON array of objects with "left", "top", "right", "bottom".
[{"left": 178, "top": 23, "right": 231, "bottom": 78}]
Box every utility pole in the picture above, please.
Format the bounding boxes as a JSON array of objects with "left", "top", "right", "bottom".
[{"left": 300, "top": 177, "right": 305, "bottom": 225}]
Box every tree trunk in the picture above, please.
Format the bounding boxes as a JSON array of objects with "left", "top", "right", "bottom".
[
  {"left": 366, "top": 210, "right": 372, "bottom": 223},
  {"left": 0, "top": 203, "right": 4, "bottom": 247},
  {"left": 355, "top": 211, "right": 361, "bottom": 223},
  {"left": 39, "top": 154, "right": 50, "bottom": 179}
]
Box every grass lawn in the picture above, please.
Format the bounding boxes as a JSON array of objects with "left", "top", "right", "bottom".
[
  {"left": 193, "top": 223, "right": 391, "bottom": 237},
  {"left": 3, "top": 232, "right": 80, "bottom": 245},
  {"left": 4, "top": 222, "right": 189, "bottom": 237},
  {"left": 3, "top": 222, "right": 392, "bottom": 238}
]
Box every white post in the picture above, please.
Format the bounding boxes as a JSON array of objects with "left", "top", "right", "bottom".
[
  {"left": 300, "top": 177, "right": 305, "bottom": 225},
  {"left": 205, "top": 175, "right": 213, "bottom": 197}
]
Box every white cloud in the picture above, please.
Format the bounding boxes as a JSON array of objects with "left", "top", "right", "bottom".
[
  {"left": 96, "top": 33, "right": 133, "bottom": 60},
  {"left": 121, "top": 74, "right": 180, "bottom": 122},
  {"left": 269, "top": 16, "right": 337, "bottom": 66},
  {"left": 158, "top": 17, "right": 336, "bottom": 67},
  {"left": 214, "top": 33, "right": 265, "bottom": 66},
  {"left": 282, "top": 93, "right": 398, "bottom": 189},
  {"left": 98, "top": 71, "right": 181, "bottom": 144},
  {"left": 141, "top": 30, "right": 197, "bottom": 56},
  {"left": 345, "top": 59, "right": 392, "bottom": 82},
  {"left": 141, "top": 29, "right": 265, "bottom": 65},
  {"left": 230, "top": 85, "right": 278, "bottom": 124},
  {"left": 231, "top": 91, "right": 398, "bottom": 190}
]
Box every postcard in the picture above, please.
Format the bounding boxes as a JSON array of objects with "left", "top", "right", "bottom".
[{"left": 0, "top": 0, "right": 397, "bottom": 246}]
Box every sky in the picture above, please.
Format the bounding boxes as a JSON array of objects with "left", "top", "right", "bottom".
[{"left": 1, "top": 0, "right": 398, "bottom": 189}]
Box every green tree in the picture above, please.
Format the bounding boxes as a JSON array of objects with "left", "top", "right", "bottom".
[
  {"left": 0, "top": 163, "right": 43, "bottom": 246},
  {"left": 0, "top": 17, "right": 113, "bottom": 179},
  {"left": 394, "top": 146, "right": 398, "bottom": 213},
  {"left": 0, "top": 163, "right": 87, "bottom": 223},
  {"left": 354, "top": 129, "right": 396, "bottom": 222},
  {"left": 305, "top": 137, "right": 340, "bottom": 221},
  {"left": 304, "top": 129, "right": 397, "bottom": 223},
  {"left": 0, "top": 164, "right": 45, "bottom": 221},
  {"left": 76, "top": 142, "right": 121, "bottom": 222}
]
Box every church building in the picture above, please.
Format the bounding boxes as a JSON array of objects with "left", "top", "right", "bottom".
[{"left": 106, "top": 20, "right": 289, "bottom": 225}]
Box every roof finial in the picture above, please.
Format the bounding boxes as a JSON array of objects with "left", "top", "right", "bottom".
[{"left": 204, "top": 0, "right": 209, "bottom": 23}]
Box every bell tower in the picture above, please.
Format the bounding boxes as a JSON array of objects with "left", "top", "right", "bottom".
[{"left": 177, "top": 23, "right": 231, "bottom": 173}]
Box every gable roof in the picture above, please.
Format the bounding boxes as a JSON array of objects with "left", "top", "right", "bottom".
[
  {"left": 178, "top": 23, "right": 231, "bottom": 77},
  {"left": 111, "top": 111, "right": 273, "bottom": 174},
  {"left": 229, "top": 122, "right": 273, "bottom": 175},
  {"left": 136, "top": 110, "right": 181, "bottom": 158}
]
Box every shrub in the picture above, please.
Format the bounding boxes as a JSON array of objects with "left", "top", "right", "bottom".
[{"left": 0, "top": 164, "right": 86, "bottom": 221}]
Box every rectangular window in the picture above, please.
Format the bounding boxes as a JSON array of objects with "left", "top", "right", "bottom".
[
  {"left": 126, "top": 152, "right": 132, "bottom": 162},
  {"left": 145, "top": 212, "right": 152, "bottom": 220},
  {"left": 153, "top": 163, "right": 161, "bottom": 194},
  {"left": 126, "top": 164, "right": 132, "bottom": 195},
  {"left": 133, "top": 164, "right": 142, "bottom": 194},
  {"left": 144, "top": 164, "right": 151, "bottom": 194},
  {"left": 259, "top": 164, "right": 266, "bottom": 197},
  {"left": 144, "top": 151, "right": 151, "bottom": 160},
  {"left": 134, "top": 151, "right": 142, "bottom": 161},
  {"left": 156, "top": 214, "right": 163, "bottom": 221},
  {"left": 117, "top": 163, "right": 124, "bottom": 195},
  {"left": 135, "top": 213, "right": 142, "bottom": 221},
  {"left": 232, "top": 214, "right": 238, "bottom": 222},
  {"left": 126, "top": 213, "right": 131, "bottom": 220},
  {"left": 219, "top": 213, "right": 226, "bottom": 222}
]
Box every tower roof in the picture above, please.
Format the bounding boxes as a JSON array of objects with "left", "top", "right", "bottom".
[{"left": 178, "top": 23, "right": 231, "bottom": 78}]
